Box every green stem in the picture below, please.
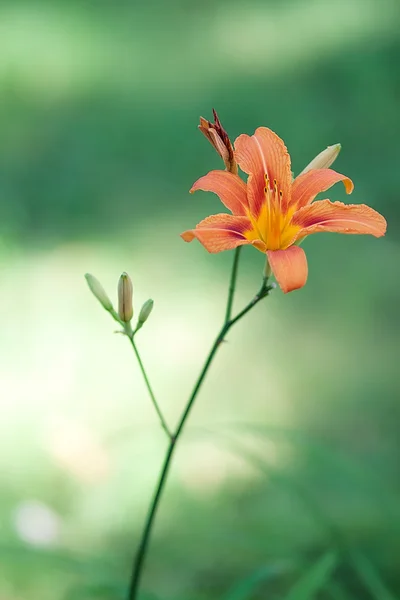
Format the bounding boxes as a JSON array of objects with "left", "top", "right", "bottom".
[
  {"left": 127, "top": 254, "right": 272, "bottom": 599},
  {"left": 128, "top": 337, "right": 173, "bottom": 439},
  {"left": 224, "top": 246, "right": 242, "bottom": 322},
  {"left": 228, "top": 277, "right": 271, "bottom": 327}
]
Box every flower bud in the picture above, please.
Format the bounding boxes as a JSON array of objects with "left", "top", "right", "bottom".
[
  {"left": 198, "top": 109, "right": 238, "bottom": 174},
  {"left": 299, "top": 143, "right": 341, "bottom": 176},
  {"left": 117, "top": 272, "right": 134, "bottom": 322},
  {"left": 85, "top": 273, "right": 113, "bottom": 312},
  {"left": 138, "top": 299, "right": 154, "bottom": 325}
]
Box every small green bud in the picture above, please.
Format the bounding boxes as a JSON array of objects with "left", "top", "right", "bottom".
[
  {"left": 138, "top": 299, "right": 154, "bottom": 325},
  {"left": 85, "top": 273, "right": 113, "bottom": 312},
  {"left": 118, "top": 272, "right": 134, "bottom": 322}
]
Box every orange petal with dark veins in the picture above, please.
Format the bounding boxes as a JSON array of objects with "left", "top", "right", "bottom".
[
  {"left": 190, "top": 170, "right": 249, "bottom": 215},
  {"left": 181, "top": 214, "right": 253, "bottom": 253},
  {"left": 234, "top": 127, "right": 292, "bottom": 217},
  {"left": 291, "top": 168, "right": 353, "bottom": 210},
  {"left": 293, "top": 200, "right": 387, "bottom": 239}
]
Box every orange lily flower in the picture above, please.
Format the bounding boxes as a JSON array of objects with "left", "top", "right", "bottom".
[{"left": 181, "top": 127, "right": 387, "bottom": 293}]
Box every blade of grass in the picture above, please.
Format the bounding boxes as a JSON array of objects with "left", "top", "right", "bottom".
[
  {"left": 283, "top": 551, "right": 337, "bottom": 600},
  {"left": 223, "top": 563, "right": 291, "bottom": 600},
  {"left": 350, "top": 552, "right": 398, "bottom": 600}
]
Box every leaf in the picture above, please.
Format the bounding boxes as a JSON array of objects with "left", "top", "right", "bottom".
[
  {"left": 350, "top": 552, "right": 398, "bottom": 600},
  {"left": 223, "top": 563, "right": 290, "bottom": 600},
  {"left": 283, "top": 552, "right": 337, "bottom": 600}
]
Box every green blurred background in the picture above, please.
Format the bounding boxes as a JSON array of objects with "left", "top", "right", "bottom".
[{"left": 0, "top": 0, "right": 399, "bottom": 598}]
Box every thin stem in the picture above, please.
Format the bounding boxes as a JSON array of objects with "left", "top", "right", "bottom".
[
  {"left": 127, "top": 259, "right": 273, "bottom": 599},
  {"left": 228, "top": 277, "right": 271, "bottom": 327},
  {"left": 127, "top": 441, "right": 175, "bottom": 600},
  {"left": 128, "top": 337, "right": 173, "bottom": 439},
  {"left": 175, "top": 279, "right": 271, "bottom": 442},
  {"left": 224, "top": 246, "right": 242, "bottom": 323}
]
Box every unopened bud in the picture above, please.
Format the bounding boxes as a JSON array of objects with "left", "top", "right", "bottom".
[
  {"left": 118, "top": 272, "right": 134, "bottom": 322},
  {"left": 299, "top": 143, "right": 341, "bottom": 176},
  {"left": 138, "top": 299, "right": 154, "bottom": 325},
  {"left": 198, "top": 109, "right": 238, "bottom": 174},
  {"left": 85, "top": 273, "right": 113, "bottom": 312}
]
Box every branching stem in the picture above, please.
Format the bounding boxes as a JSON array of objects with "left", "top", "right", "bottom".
[{"left": 127, "top": 249, "right": 273, "bottom": 600}]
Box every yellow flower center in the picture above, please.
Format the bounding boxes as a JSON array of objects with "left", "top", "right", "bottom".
[{"left": 244, "top": 178, "right": 301, "bottom": 251}]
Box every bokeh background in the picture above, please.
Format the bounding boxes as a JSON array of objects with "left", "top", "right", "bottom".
[{"left": 0, "top": 0, "right": 399, "bottom": 598}]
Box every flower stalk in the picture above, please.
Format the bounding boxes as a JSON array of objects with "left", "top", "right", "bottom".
[
  {"left": 127, "top": 335, "right": 172, "bottom": 439},
  {"left": 127, "top": 264, "right": 273, "bottom": 600}
]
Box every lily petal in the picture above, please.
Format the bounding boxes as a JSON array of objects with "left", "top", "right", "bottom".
[
  {"left": 267, "top": 246, "right": 308, "bottom": 294},
  {"left": 234, "top": 127, "right": 292, "bottom": 217},
  {"left": 293, "top": 200, "right": 387, "bottom": 238},
  {"left": 190, "top": 170, "right": 248, "bottom": 215},
  {"left": 291, "top": 168, "right": 354, "bottom": 210},
  {"left": 181, "top": 214, "right": 253, "bottom": 253},
  {"left": 252, "top": 239, "right": 267, "bottom": 252}
]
